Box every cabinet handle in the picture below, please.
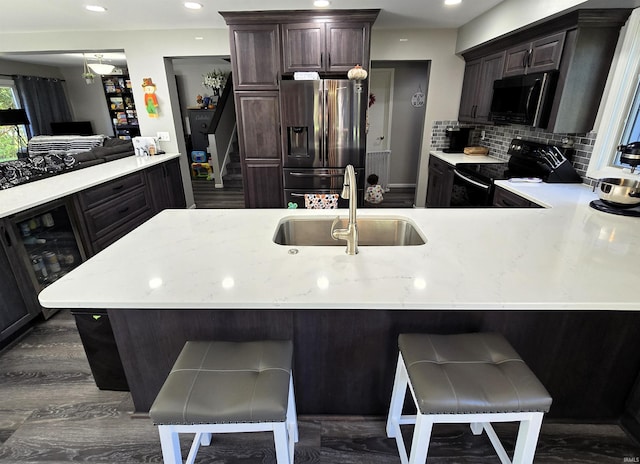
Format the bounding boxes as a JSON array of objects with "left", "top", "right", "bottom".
[
  {"left": 112, "top": 184, "right": 124, "bottom": 191},
  {"left": 320, "top": 53, "right": 323, "bottom": 67},
  {"left": 522, "top": 51, "right": 528, "bottom": 69},
  {"left": 527, "top": 49, "right": 533, "bottom": 68},
  {"left": 328, "top": 53, "right": 331, "bottom": 67},
  {"left": 118, "top": 206, "right": 130, "bottom": 214}
]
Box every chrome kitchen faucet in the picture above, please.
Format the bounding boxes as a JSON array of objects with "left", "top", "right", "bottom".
[{"left": 331, "top": 164, "right": 358, "bottom": 255}]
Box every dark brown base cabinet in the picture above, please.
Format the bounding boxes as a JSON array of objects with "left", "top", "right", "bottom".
[
  {"left": 0, "top": 159, "right": 185, "bottom": 341},
  {"left": 0, "top": 227, "right": 35, "bottom": 344},
  {"left": 493, "top": 186, "right": 541, "bottom": 208},
  {"left": 426, "top": 155, "right": 454, "bottom": 207},
  {"left": 145, "top": 158, "right": 186, "bottom": 212},
  {"left": 109, "top": 308, "right": 640, "bottom": 437}
]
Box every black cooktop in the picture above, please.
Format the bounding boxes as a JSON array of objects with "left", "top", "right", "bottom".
[{"left": 455, "top": 162, "right": 510, "bottom": 184}]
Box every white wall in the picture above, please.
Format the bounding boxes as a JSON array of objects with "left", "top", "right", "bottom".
[
  {"left": 60, "top": 66, "right": 114, "bottom": 136},
  {"left": 371, "top": 29, "right": 465, "bottom": 206},
  {"left": 456, "top": 0, "right": 588, "bottom": 53}
]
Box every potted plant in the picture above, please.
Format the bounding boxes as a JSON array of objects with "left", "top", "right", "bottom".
[
  {"left": 202, "top": 69, "right": 227, "bottom": 96},
  {"left": 82, "top": 71, "right": 95, "bottom": 84}
]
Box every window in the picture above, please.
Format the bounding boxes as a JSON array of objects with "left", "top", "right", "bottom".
[
  {"left": 588, "top": 8, "right": 640, "bottom": 178},
  {"left": 0, "top": 78, "right": 27, "bottom": 162}
]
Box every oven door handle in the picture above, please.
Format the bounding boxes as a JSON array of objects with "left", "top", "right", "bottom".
[{"left": 453, "top": 169, "right": 491, "bottom": 190}]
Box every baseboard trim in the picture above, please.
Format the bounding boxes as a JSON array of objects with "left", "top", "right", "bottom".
[{"left": 388, "top": 183, "right": 416, "bottom": 189}]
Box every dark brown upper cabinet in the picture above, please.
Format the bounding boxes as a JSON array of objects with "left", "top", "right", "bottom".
[
  {"left": 503, "top": 31, "right": 566, "bottom": 77},
  {"left": 281, "top": 21, "right": 371, "bottom": 74},
  {"left": 227, "top": 23, "right": 281, "bottom": 90},
  {"left": 458, "top": 51, "right": 505, "bottom": 124},
  {"left": 459, "top": 9, "right": 631, "bottom": 134}
]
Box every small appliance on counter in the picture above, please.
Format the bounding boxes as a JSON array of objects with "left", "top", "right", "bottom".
[
  {"left": 506, "top": 138, "right": 582, "bottom": 183},
  {"left": 617, "top": 141, "right": 640, "bottom": 173},
  {"left": 443, "top": 127, "right": 471, "bottom": 153},
  {"left": 590, "top": 177, "right": 640, "bottom": 217}
]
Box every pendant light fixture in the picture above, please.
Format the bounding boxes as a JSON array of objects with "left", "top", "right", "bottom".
[{"left": 87, "top": 54, "right": 115, "bottom": 75}]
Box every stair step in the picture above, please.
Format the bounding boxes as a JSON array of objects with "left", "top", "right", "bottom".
[{"left": 222, "top": 172, "right": 244, "bottom": 188}]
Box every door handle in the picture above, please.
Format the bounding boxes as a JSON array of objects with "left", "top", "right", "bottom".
[{"left": 453, "top": 169, "right": 490, "bottom": 190}]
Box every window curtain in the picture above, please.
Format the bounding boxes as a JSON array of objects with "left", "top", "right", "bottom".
[{"left": 14, "top": 75, "right": 72, "bottom": 137}]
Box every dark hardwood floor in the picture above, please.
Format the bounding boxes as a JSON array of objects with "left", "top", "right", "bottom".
[
  {"left": 0, "top": 310, "right": 638, "bottom": 463},
  {"left": 192, "top": 180, "right": 416, "bottom": 209},
  {"left": 191, "top": 179, "right": 245, "bottom": 209}
]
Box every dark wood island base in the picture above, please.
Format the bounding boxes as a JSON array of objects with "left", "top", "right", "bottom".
[{"left": 108, "top": 309, "right": 640, "bottom": 434}]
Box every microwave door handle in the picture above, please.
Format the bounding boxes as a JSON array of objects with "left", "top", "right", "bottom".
[
  {"left": 525, "top": 79, "right": 542, "bottom": 124},
  {"left": 531, "top": 75, "right": 549, "bottom": 127},
  {"left": 453, "top": 169, "right": 490, "bottom": 190}
]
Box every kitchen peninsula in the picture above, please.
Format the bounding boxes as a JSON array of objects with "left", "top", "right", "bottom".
[
  {"left": 0, "top": 153, "right": 184, "bottom": 342},
  {"left": 38, "top": 185, "right": 640, "bottom": 436}
]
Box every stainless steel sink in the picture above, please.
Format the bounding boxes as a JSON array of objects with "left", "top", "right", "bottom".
[{"left": 273, "top": 216, "right": 426, "bottom": 246}]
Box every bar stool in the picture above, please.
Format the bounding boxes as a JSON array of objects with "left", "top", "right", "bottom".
[
  {"left": 149, "top": 340, "right": 298, "bottom": 464},
  {"left": 386, "top": 332, "right": 552, "bottom": 464}
]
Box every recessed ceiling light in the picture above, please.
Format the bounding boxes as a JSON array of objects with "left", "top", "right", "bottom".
[
  {"left": 444, "top": 0, "right": 462, "bottom": 5},
  {"left": 314, "top": 0, "right": 330, "bottom": 7},
  {"left": 85, "top": 5, "right": 107, "bottom": 12},
  {"left": 195, "top": 36, "right": 204, "bottom": 40},
  {"left": 184, "top": 2, "right": 203, "bottom": 9}
]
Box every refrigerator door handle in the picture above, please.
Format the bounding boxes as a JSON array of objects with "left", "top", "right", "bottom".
[{"left": 289, "top": 172, "right": 344, "bottom": 178}]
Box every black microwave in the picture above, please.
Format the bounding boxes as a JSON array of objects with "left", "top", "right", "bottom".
[{"left": 489, "top": 71, "right": 558, "bottom": 128}]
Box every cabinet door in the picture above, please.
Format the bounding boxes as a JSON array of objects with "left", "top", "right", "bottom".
[
  {"left": 503, "top": 31, "right": 565, "bottom": 77},
  {"left": 492, "top": 186, "right": 540, "bottom": 208},
  {"left": 474, "top": 51, "right": 505, "bottom": 122},
  {"left": 0, "top": 222, "right": 33, "bottom": 341},
  {"left": 243, "top": 161, "right": 283, "bottom": 208},
  {"left": 528, "top": 31, "right": 565, "bottom": 74},
  {"left": 235, "top": 92, "right": 283, "bottom": 208},
  {"left": 458, "top": 59, "right": 482, "bottom": 122},
  {"left": 503, "top": 43, "right": 531, "bottom": 77},
  {"left": 146, "top": 159, "right": 186, "bottom": 213},
  {"left": 230, "top": 24, "right": 280, "bottom": 90},
  {"left": 426, "top": 156, "right": 454, "bottom": 207},
  {"left": 236, "top": 92, "right": 281, "bottom": 160},
  {"left": 326, "top": 22, "right": 369, "bottom": 72},
  {"left": 281, "top": 23, "right": 325, "bottom": 73}
]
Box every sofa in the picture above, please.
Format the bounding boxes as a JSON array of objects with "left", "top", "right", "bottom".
[{"left": 0, "top": 135, "right": 135, "bottom": 190}]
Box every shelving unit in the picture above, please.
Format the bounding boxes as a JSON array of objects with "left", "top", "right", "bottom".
[{"left": 102, "top": 75, "right": 140, "bottom": 139}]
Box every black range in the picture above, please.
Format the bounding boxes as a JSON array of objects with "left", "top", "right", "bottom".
[{"left": 448, "top": 139, "right": 582, "bottom": 207}]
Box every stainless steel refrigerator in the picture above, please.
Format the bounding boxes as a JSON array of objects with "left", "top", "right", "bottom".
[{"left": 280, "top": 79, "right": 366, "bottom": 208}]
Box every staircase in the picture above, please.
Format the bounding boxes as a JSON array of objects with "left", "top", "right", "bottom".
[{"left": 222, "top": 136, "right": 243, "bottom": 189}]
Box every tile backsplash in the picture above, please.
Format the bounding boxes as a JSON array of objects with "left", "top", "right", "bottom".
[{"left": 431, "top": 120, "right": 596, "bottom": 183}]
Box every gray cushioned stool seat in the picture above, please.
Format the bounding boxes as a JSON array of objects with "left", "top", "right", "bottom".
[
  {"left": 399, "top": 332, "right": 552, "bottom": 415},
  {"left": 150, "top": 340, "right": 293, "bottom": 425}
]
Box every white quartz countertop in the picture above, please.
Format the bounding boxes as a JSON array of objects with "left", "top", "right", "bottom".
[
  {"left": 0, "top": 153, "right": 180, "bottom": 219},
  {"left": 430, "top": 150, "right": 503, "bottom": 165},
  {"left": 39, "top": 181, "right": 640, "bottom": 311}
]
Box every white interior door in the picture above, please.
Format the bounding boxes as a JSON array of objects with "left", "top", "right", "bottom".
[{"left": 366, "top": 68, "right": 394, "bottom": 151}]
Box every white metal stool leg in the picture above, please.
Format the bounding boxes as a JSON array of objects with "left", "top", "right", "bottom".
[
  {"left": 158, "top": 425, "right": 182, "bottom": 464},
  {"left": 273, "top": 422, "right": 291, "bottom": 464},
  {"left": 408, "top": 414, "right": 434, "bottom": 464},
  {"left": 387, "top": 354, "right": 411, "bottom": 464},
  {"left": 512, "top": 413, "right": 544, "bottom": 464}
]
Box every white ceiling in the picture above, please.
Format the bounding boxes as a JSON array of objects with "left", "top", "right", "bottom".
[
  {"left": 2, "top": 0, "right": 639, "bottom": 68},
  {"left": 2, "top": 0, "right": 506, "bottom": 34}
]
